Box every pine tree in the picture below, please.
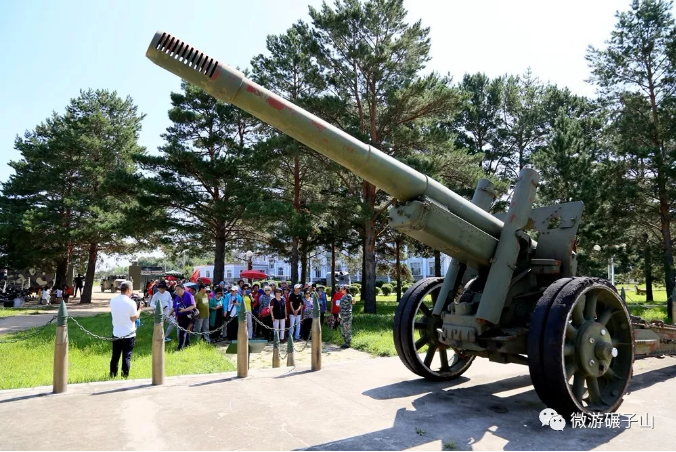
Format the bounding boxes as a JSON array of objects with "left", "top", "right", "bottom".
[
  {"left": 586, "top": 0, "right": 676, "bottom": 299},
  {"left": 136, "top": 81, "right": 263, "bottom": 285},
  {"left": 306, "top": 0, "right": 461, "bottom": 313},
  {"left": 251, "top": 23, "right": 327, "bottom": 284}
]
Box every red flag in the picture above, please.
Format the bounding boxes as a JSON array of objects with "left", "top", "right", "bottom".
[{"left": 190, "top": 268, "right": 201, "bottom": 283}]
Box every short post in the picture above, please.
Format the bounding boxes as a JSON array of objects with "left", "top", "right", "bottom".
[
  {"left": 311, "top": 294, "right": 322, "bottom": 371},
  {"left": 670, "top": 295, "right": 676, "bottom": 325},
  {"left": 620, "top": 287, "right": 626, "bottom": 303},
  {"left": 152, "top": 301, "right": 165, "bottom": 386},
  {"left": 272, "top": 330, "right": 280, "bottom": 368},
  {"left": 53, "top": 301, "right": 68, "bottom": 394},
  {"left": 237, "top": 300, "right": 249, "bottom": 378},
  {"left": 286, "top": 334, "right": 295, "bottom": 367}
]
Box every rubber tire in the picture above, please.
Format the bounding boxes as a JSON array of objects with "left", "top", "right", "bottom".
[
  {"left": 394, "top": 277, "right": 474, "bottom": 381},
  {"left": 527, "top": 277, "right": 574, "bottom": 409},
  {"left": 530, "top": 277, "right": 634, "bottom": 417}
]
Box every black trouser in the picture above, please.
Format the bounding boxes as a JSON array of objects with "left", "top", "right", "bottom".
[
  {"left": 226, "top": 315, "right": 239, "bottom": 340},
  {"left": 110, "top": 337, "right": 136, "bottom": 377},
  {"left": 261, "top": 315, "right": 273, "bottom": 341},
  {"left": 177, "top": 316, "right": 192, "bottom": 350},
  {"left": 301, "top": 318, "right": 312, "bottom": 340},
  {"left": 74, "top": 286, "right": 83, "bottom": 297}
]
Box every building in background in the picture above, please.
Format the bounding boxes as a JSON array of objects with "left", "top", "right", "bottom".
[{"left": 193, "top": 248, "right": 451, "bottom": 284}]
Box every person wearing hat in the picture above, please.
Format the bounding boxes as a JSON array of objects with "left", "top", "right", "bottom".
[
  {"left": 224, "top": 285, "right": 243, "bottom": 340},
  {"left": 288, "top": 283, "right": 304, "bottom": 341},
  {"left": 338, "top": 285, "right": 356, "bottom": 348},
  {"left": 150, "top": 281, "right": 175, "bottom": 342}
]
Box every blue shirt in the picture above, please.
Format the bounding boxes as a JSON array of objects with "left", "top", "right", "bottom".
[
  {"left": 173, "top": 291, "right": 195, "bottom": 317},
  {"left": 224, "top": 293, "right": 243, "bottom": 315},
  {"left": 317, "top": 292, "right": 328, "bottom": 313}
]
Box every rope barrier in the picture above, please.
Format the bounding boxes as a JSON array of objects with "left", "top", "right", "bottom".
[
  {"left": 0, "top": 316, "right": 58, "bottom": 344},
  {"left": 0, "top": 311, "right": 317, "bottom": 353}
]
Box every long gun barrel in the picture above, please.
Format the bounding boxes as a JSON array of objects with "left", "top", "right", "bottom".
[{"left": 146, "top": 32, "right": 506, "bottom": 267}]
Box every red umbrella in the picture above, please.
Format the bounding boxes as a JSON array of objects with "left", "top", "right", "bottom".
[
  {"left": 239, "top": 269, "right": 268, "bottom": 280},
  {"left": 164, "top": 275, "right": 177, "bottom": 281},
  {"left": 199, "top": 277, "right": 212, "bottom": 285}
]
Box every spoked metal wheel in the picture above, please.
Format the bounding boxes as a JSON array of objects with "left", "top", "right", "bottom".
[
  {"left": 394, "top": 277, "right": 474, "bottom": 381},
  {"left": 528, "top": 277, "right": 634, "bottom": 417}
]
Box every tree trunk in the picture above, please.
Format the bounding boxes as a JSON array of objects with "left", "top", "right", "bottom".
[
  {"left": 54, "top": 255, "right": 69, "bottom": 289},
  {"left": 434, "top": 250, "right": 442, "bottom": 277},
  {"left": 659, "top": 200, "right": 675, "bottom": 314},
  {"left": 361, "top": 236, "right": 366, "bottom": 299},
  {"left": 644, "top": 234, "right": 653, "bottom": 302},
  {"left": 658, "top": 178, "right": 675, "bottom": 313},
  {"left": 214, "top": 222, "right": 226, "bottom": 284},
  {"left": 300, "top": 238, "right": 308, "bottom": 285},
  {"left": 331, "top": 240, "right": 336, "bottom": 296},
  {"left": 290, "top": 236, "right": 300, "bottom": 284},
  {"left": 290, "top": 154, "right": 301, "bottom": 284},
  {"left": 363, "top": 182, "right": 377, "bottom": 313},
  {"left": 395, "top": 237, "right": 401, "bottom": 303},
  {"left": 79, "top": 242, "right": 98, "bottom": 304}
]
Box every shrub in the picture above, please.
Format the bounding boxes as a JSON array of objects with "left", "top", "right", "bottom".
[
  {"left": 349, "top": 285, "right": 360, "bottom": 296},
  {"left": 375, "top": 287, "right": 383, "bottom": 296},
  {"left": 375, "top": 280, "right": 385, "bottom": 288},
  {"left": 381, "top": 284, "right": 393, "bottom": 296},
  {"left": 402, "top": 283, "right": 412, "bottom": 292}
]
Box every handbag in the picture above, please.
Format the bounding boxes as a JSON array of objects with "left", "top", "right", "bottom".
[{"left": 260, "top": 306, "right": 271, "bottom": 317}]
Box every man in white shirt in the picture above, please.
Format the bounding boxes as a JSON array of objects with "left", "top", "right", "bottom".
[
  {"left": 110, "top": 281, "right": 143, "bottom": 378},
  {"left": 149, "top": 281, "right": 174, "bottom": 342}
]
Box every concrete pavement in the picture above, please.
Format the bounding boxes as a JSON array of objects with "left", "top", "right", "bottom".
[{"left": 0, "top": 354, "right": 675, "bottom": 450}]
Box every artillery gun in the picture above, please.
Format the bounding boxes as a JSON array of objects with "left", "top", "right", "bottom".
[{"left": 145, "top": 31, "right": 676, "bottom": 416}]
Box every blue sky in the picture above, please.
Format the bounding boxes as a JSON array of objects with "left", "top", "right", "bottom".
[{"left": 0, "top": 0, "right": 644, "bottom": 186}]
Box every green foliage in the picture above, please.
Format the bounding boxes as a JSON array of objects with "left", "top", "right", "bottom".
[
  {"left": 586, "top": 0, "right": 676, "bottom": 295},
  {"left": 381, "top": 284, "right": 393, "bottom": 296},
  {"left": 135, "top": 81, "right": 264, "bottom": 284},
  {"left": 375, "top": 287, "right": 383, "bottom": 296},
  {"left": 348, "top": 285, "right": 360, "bottom": 296},
  {"left": 0, "top": 89, "right": 150, "bottom": 292},
  {"left": 402, "top": 283, "right": 412, "bottom": 292}
]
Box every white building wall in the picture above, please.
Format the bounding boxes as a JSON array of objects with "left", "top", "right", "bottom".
[{"left": 195, "top": 248, "right": 447, "bottom": 284}]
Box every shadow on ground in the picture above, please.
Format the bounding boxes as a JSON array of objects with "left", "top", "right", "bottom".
[{"left": 303, "top": 363, "right": 676, "bottom": 451}]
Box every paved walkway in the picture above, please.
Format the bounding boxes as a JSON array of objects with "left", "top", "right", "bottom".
[
  {"left": 0, "top": 289, "right": 119, "bottom": 335},
  {"left": 0, "top": 354, "right": 675, "bottom": 450}
]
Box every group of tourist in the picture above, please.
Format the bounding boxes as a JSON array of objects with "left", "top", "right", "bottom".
[
  {"left": 109, "top": 278, "right": 357, "bottom": 379},
  {"left": 146, "top": 278, "right": 355, "bottom": 348},
  {"left": 37, "top": 274, "right": 85, "bottom": 305}
]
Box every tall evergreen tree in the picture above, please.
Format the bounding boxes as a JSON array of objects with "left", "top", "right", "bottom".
[
  {"left": 251, "top": 23, "right": 326, "bottom": 284},
  {"left": 64, "top": 90, "right": 148, "bottom": 303},
  {"left": 136, "top": 81, "right": 263, "bottom": 285},
  {"left": 306, "top": 0, "right": 461, "bottom": 313},
  {"left": 586, "top": 0, "right": 676, "bottom": 299}
]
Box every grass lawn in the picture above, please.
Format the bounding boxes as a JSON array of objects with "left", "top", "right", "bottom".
[
  {"left": 616, "top": 284, "right": 669, "bottom": 303},
  {"left": 0, "top": 306, "right": 58, "bottom": 318},
  {"left": 0, "top": 312, "right": 234, "bottom": 390},
  {"left": 322, "top": 296, "right": 400, "bottom": 357}
]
